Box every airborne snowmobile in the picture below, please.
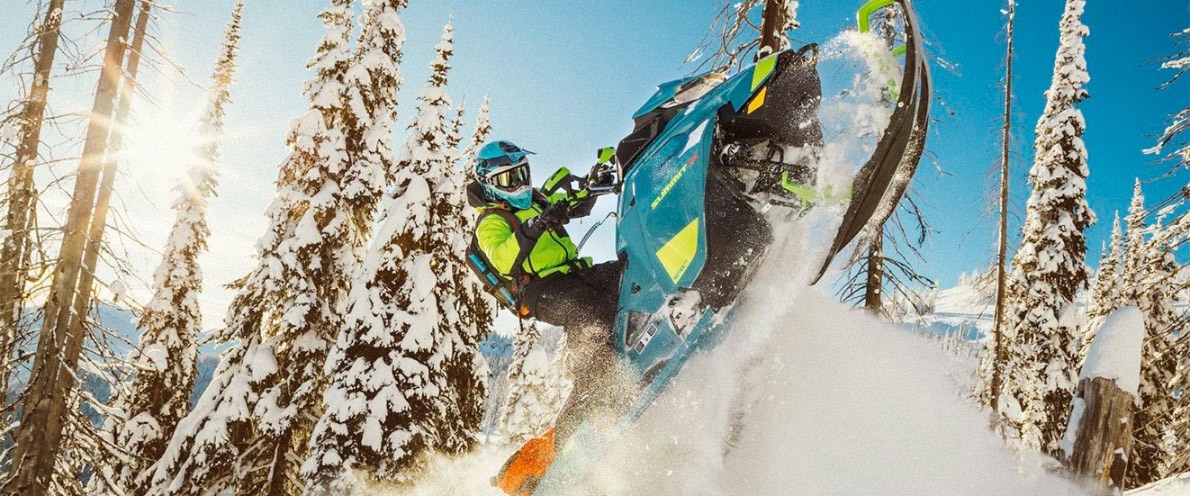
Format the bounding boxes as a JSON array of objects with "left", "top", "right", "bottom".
[{"left": 494, "top": 0, "right": 931, "bottom": 493}]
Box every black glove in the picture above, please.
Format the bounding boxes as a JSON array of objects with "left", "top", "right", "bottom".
[
  {"left": 520, "top": 203, "right": 570, "bottom": 239},
  {"left": 587, "top": 163, "right": 615, "bottom": 189}
]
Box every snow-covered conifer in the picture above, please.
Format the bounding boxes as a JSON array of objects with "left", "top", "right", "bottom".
[
  {"left": 446, "top": 101, "right": 465, "bottom": 152},
  {"left": 460, "top": 96, "right": 492, "bottom": 177},
  {"left": 1168, "top": 328, "right": 1188, "bottom": 476},
  {"left": 1122, "top": 180, "right": 1148, "bottom": 283},
  {"left": 353, "top": 0, "right": 406, "bottom": 197},
  {"left": 500, "top": 324, "right": 572, "bottom": 443},
  {"left": 435, "top": 53, "right": 498, "bottom": 456},
  {"left": 145, "top": 1, "right": 393, "bottom": 493},
  {"left": 1118, "top": 182, "right": 1184, "bottom": 486},
  {"left": 1080, "top": 213, "right": 1124, "bottom": 356},
  {"left": 1146, "top": 27, "right": 1189, "bottom": 171},
  {"left": 1128, "top": 242, "right": 1181, "bottom": 486},
  {"left": 97, "top": 4, "right": 243, "bottom": 494},
  {"left": 997, "top": 0, "right": 1095, "bottom": 455},
  {"left": 304, "top": 19, "right": 463, "bottom": 490}
]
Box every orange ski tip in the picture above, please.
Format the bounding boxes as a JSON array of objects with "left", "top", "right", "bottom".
[{"left": 494, "top": 429, "right": 558, "bottom": 495}]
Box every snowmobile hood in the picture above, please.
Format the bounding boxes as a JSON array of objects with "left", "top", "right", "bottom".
[{"left": 631, "top": 76, "right": 698, "bottom": 120}]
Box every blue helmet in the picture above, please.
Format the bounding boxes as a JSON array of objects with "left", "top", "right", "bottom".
[{"left": 475, "top": 140, "right": 535, "bottom": 209}]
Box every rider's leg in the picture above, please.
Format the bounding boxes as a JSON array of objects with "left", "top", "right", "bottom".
[
  {"left": 520, "top": 260, "right": 626, "bottom": 447},
  {"left": 523, "top": 260, "right": 622, "bottom": 331}
]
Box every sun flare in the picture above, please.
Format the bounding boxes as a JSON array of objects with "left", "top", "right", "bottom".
[{"left": 121, "top": 102, "right": 205, "bottom": 193}]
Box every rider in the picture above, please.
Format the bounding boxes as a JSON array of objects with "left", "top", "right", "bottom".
[{"left": 467, "top": 141, "right": 626, "bottom": 493}]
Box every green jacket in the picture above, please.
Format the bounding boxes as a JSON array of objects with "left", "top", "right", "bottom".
[{"left": 475, "top": 190, "right": 593, "bottom": 280}]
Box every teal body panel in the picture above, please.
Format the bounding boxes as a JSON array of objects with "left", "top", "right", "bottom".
[
  {"left": 532, "top": 51, "right": 792, "bottom": 496},
  {"left": 614, "top": 54, "right": 780, "bottom": 374}
]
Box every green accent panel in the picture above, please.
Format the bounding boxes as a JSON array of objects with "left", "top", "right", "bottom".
[
  {"left": 781, "top": 172, "right": 853, "bottom": 209},
  {"left": 543, "top": 167, "right": 571, "bottom": 192},
  {"left": 656, "top": 218, "right": 700, "bottom": 284},
  {"left": 781, "top": 172, "right": 818, "bottom": 209},
  {"left": 598, "top": 147, "right": 616, "bottom": 163},
  {"left": 751, "top": 54, "right": 777, "bottom": 91},
  {"left": 857, "top": 0, "right": 907, "bottom": 61},
  {"left": 857, "top": 0, "right": 896, "bottom": 33}
]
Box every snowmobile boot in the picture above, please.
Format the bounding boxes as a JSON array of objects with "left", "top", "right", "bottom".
[{"left": 493, "top": 428, "right": 557, "bottom": 496}]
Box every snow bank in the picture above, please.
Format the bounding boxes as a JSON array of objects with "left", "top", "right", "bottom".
[
  {"left": 1127, "top": 472, "right": 1190, "bottom": 496},
  {"left": 1079, "top": 306, "right": 1144, "bottom": 397}
]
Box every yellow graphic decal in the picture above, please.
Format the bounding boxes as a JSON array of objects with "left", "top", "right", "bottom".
[
  {"left": 656, "top": 218, "right": 700, "bottom": 284},
  {"left": 751, "top": 53, "right": 777, "bottom": 91},
  {"left": 747, "top": 86, "right": 768, "bottom": 115}
]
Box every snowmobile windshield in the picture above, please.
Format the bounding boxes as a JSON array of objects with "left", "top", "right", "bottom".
[{"left": 486, "top": 162, "right": 532, "bottom": 191}]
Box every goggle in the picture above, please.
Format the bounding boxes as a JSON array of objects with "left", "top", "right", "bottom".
[{"left": 486, "top": 163, "right": 531, "bottom": 191}]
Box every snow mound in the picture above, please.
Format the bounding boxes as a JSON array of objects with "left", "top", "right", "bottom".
[{"left": 1079, "top": 306, "right": 1144, "bottom": 397}]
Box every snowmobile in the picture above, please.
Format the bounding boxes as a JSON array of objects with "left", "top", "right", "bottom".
[{"left": 495, "top": 0, "right": 930, "bottom": 493}]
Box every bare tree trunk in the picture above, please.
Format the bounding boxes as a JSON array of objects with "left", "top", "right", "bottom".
[
  {"left": 990, "top": 0, "right": 1016, "bottom": 415},
  {"left": 70, "top": 0, "right": 151, "bottom": 356},
  {"left": 864, "top": 230, "right": 884, "bottom": 314},
  {"left": 0, "top": 0, "right": 68, "bottom": 403},
  {"left": 4, "top": 1, "right": 137, "bottom": 494},
  {"left": 757, "top": 0, "right": 788, "bottom": 59}
]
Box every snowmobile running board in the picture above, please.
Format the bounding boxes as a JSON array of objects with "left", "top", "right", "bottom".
[{"left": 809, "top": 0, "right": 932, "bottom": 285}]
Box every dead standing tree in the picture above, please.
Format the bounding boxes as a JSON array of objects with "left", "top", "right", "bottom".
[
  {"left": 4, "top": 0, "right": 142, "bottom": 493},
  {"left": 688, "top": 0, "right": 799, "bottom": 73},
  {"left": 990, "top": 0, "right": 1017, "bottom": 414},
  {"left": 0, "top": 0, "right": 68, "bottom": 404}
]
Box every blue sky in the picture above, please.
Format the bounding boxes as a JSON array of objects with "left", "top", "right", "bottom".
[{"left": 1, "top": 0, "right": 1186, "bottom": 321}]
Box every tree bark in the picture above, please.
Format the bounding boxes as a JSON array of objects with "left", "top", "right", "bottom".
[
  {"left": 0, "top": 0, "right": 68, "bottom": 404},
  {"left": 5, "top": 1, "right": 137, "bottom": 494},
  {"left": 69, "top": 0, "right": 151, "bottom": 363},
  {"left": 990, "top": 0, "right": 1016, "bottom": 415},
  {"left": 1066, "top": 377, "right": 1135, "bottom": 493},
  {"left": 757, "top": 0, "right": 787, "bottom": 60},
  {"left": 864, "top": 230, "right": 884, "bottom": 314}
]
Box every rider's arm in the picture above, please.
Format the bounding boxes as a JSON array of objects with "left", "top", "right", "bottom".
[{"left": 476, "top": 214, "right": 529, "bottom": 276}]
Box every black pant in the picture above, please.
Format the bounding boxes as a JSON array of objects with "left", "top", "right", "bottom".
[
  {"left": 521, "top": 260, "right": 622, "bottom": 339},
  {"left": 520, "top": 260, "right": 625, "bottom": 445}
]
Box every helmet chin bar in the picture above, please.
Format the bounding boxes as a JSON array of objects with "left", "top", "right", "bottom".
[{"left": 483, "top": 182, "right": 533, "bottom": 210}]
